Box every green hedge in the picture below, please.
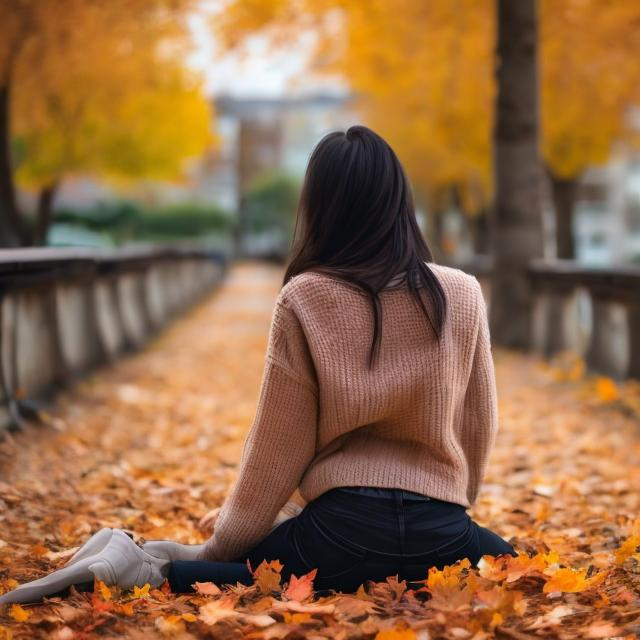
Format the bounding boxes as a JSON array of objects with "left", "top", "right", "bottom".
[
  {"left": 244, "top": 172, "right": 300, "bottom": 236},
  {"left": 53, "top": 202, "right": 234, "bottom": 243}
]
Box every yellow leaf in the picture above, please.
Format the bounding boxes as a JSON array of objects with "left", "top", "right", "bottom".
[
  {"left": 9, "top": 604, "right": 30, "bottom": 622},
  {"left": 95, "top": 579, "right": 112, "bottom": 601},
  {"left": 543, "top": 567, "right": 606, "bottom": 594},
  {"left": 424, "top": 559, "right": 474, "bottom": 611},
  {"left": 614, "top": 536, "right": 640, "bottom": 565},
  {"left": 181, "top": 612, "right": 198, "bottom": 622},
  {"left": 132, "top": 583, "right": 151, "bottom": 599}
]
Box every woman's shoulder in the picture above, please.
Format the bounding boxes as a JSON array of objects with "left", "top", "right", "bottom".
[
  {"left": 278, "top": 271, "right": 366, "bottom": 307},
  {"left": 427, "top": 262, "right": 480, "bottom": 291}
]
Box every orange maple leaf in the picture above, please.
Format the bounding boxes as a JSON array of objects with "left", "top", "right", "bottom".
[
  {"left": 422, "top": 559, "right": 474, "bottom": 611},
  {"left": 283, "top": 568, "right": 317, "bottom": 601},
  {"left": 251, "top": 559, "right": 283, "bottom": 594}
]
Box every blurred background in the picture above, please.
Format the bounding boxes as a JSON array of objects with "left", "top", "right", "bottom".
[{"left": 2, "top": 0, "right": 640, "bottom": 265}]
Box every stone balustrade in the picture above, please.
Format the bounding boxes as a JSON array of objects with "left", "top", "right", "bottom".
[
  {"left": 0, "top": 246, "right": 228, "bottom": 431},
  {"left": 444, "top": 255, "right": 639, "bottom": 380},
  {"left": 528, "top": 259, "right": 640, "bottom": 380}
]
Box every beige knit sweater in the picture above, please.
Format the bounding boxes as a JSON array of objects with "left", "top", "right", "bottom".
[{"left": 205, "top": 262, "right": 499, "bottom": 562}]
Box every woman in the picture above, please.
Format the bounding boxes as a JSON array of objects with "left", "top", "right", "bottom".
[{"left": 0, "top": 125, "right": 515, "bottom": 605}]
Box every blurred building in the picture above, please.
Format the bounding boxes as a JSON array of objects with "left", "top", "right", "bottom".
[
  {"left": 568, "top": 153, "right": 640, "bottom": 265},
  {"left": 195, "top": 92, "right": 359, "bottom": 212}
]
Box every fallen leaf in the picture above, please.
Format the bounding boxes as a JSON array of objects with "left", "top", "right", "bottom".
[
  {"left": 543, "top": 567, "right": 606, "bottom": 594},
  {"left": 194, "top": 580, "right": 222, "bottom": 596},
  {"left": 375, "top": 629, "right": 417, "bottom": 640},
  {"left": 252, "top": 559, "right": 283, "bottom": 594},
  {"left": 283, "top": 568, "right": 317, "bottom": 601},
  {"left": 132, "top": 583, "right": 151, "bottom": 599},
  {"left": 9, "top": 603, "right": 30, "bottom": 622}
]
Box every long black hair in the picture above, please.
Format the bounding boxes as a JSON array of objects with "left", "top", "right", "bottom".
[{"left": 283, "top": 125, "right": 447, "bottom": 369}]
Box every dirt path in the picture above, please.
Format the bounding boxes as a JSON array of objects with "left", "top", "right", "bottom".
[{"left": 0, "top": 261, "right": 638, "bottom": 639}]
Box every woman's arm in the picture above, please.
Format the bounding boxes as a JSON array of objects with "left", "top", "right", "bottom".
[
  {"left": 459, "top": 278, "right": 499, "bottom": 506},
  {"left": 202, "top": 296, "right": 319, "bottom": 562}
]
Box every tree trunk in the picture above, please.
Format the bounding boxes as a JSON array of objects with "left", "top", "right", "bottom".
[
  {"left": 0, "top": 82, "right": 27, "bottom": 246},
  {"left": 548, "top": 171, "right": 578, "bottom": 260},
  {"left": 34, "top": 182, "right": 58, "bottom": 246},
  {"left": 468, "top": 209, "right": 490, "bottom": 255},
  {"left": 428, "top": 209, "right": 447, "bottom": 262},
  {"left": 490, "top": 0, "right": 544, "bottom": 349}
]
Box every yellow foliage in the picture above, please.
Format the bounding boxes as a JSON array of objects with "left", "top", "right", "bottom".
[
  {"left": 2, "top": 0, "right": 213, "bottom": 190},
  {"left": 215, "top": 0, "right": 640, "bottom": 211}
]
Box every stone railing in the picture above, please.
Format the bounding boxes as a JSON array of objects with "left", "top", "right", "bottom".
[
  {"left": 0, "top": 246, "right": 228, "bottom": 430},
  {"left": 444, "top": 255, "right": 639, "bottom": 380},
  {"left": 528, "top": 259, "right": 640, "bottom": 380}
]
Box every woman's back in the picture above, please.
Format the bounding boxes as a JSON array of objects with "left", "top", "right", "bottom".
[
  {"left": 208, "top": 260, "right": 499, "bottom": 563},
  {"left": 282, "top": 262, "right": 497, "bottom": 507}
]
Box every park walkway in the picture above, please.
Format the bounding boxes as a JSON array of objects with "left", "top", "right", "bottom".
[{"left": 0, "top": 261, "right": 639, "bottom": 639}]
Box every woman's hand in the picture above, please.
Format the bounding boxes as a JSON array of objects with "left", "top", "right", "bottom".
[
  {"left": 270, "top": 500, "right": 303, "bottom": 530},
  {"left": 195, "top": 497, "right": 305, "bottom": 556},
  {"left": 197, "top": 507, "right": 221, "bottom": 534}
]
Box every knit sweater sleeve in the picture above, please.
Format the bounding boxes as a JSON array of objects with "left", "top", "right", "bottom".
[
  {"left": 459, "top": 278, "right": 499, "bottom": 506},
  {"left": 203, "top": 294, "right": 319, "bottom": 562}
]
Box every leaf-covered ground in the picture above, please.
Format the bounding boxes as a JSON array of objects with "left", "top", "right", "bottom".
[{"left": 0, "top": 261, "right": 639, "bottom": 639}]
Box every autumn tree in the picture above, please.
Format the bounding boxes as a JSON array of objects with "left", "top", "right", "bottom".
[
  {"left": 211, "top": 0, "right": 640, "bottom": 259},
  {"left": 0, "top": 0, "right": 212, "bottom": 247},
  {"left": 540, "top": 0, "right": 640, "bottom": 258}
]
